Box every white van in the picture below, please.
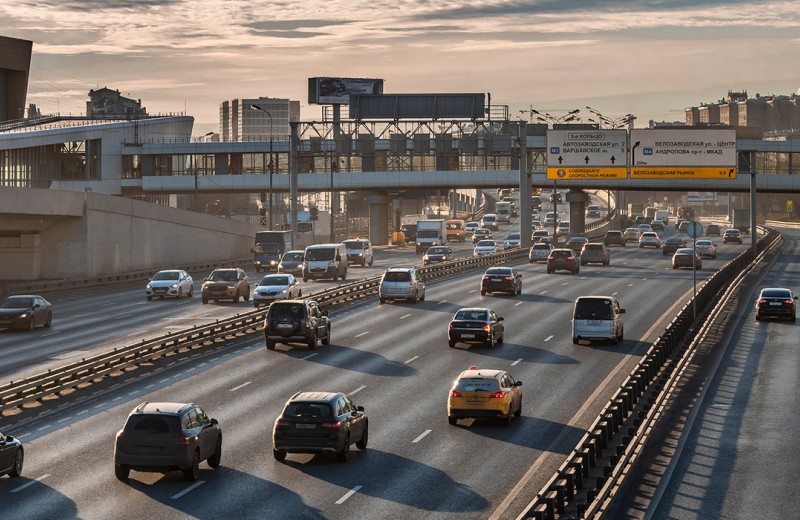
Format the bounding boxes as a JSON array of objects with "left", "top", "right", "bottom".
[
  {"left": 481, "top": 213, "right": 499, "bottom": 231},
  {"left": 655, "top": 209, "right": 670, "bottom": 226},
  {"left": 302, "top": 243, "right": 347, "bottom": 282},
  {"left": 572, "top": 296, "right": 625, "bottom": 345}
]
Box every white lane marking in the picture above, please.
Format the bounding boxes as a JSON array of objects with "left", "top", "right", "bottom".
[
  {"left": 580, "top": 276, "right": 587, "bottom": 279},
  {"left": 511, "top": 358, "right": 523, "bottom": 366},
  {"left": 11, "top": 474, "right": 50, "bottom": 493},
  {"left": 355, "top": 331, "right": 370, "bottom": 338},
  {"left": 405, "top": 356, "right": 419, "bottom": 364},
  {"left": 350, "top": 385, "right": 367, "bottom": 395},
  {"left": 438, "top": 300, "right": 447, "bottom": 304},
  {"left": 540, "top": 290, "right": 548, "bottom": 294},
  {"left": 468, "top": 289, "right": 477, "bottom": 293},
  {"left": 229, "top": 382, "right": 252, "bottom": 392},
  {"left": 514, "top": 301, "right": 523, "bottom": 306},
  {"left": 642, "top": 277, "right": 648, "bottom": 281},
  {"left": 412, "top": 429, "right": 432, "bottom": 443},
  {"left": 561, "top": 283, "right": 569, "bottom": 286},
  {"left": 76, "top": 410, "right": 87, "bottom": 415},
  {"left": 37, "top": 424, "right": 51, "bottom": 431},
  {"left": 57, "top": 417, "right": 70, "bottom": 423},
  {"left": 114, "top": 314, "right": 133, "bottom": 320},
  {"left": 612, "top": 292, "right": 618, "bottom": 296},
  {"left": 335, "top": 485, "right": 362, "bottom": 505},
  {"left": 399, "top": 313, "right": 412, "bottom": 320},
  {"left": 544, "top": 335, "right": 553, "bottom": 342},
  {"left": 127, "top": 330, "right": 147, "bottom": 337},
  {"left": 41, "top": 331, "right": 61, "bottom": 337},
  {"left": 302, "top": 353, "right": 319, "bottom": 360},
  {"left": 171, "top": 480, "right": 205, "bottom": 500}
]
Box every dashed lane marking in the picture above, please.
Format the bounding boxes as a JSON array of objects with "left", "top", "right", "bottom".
[
  {"left": 302, "top": 353, "right": 319, "bottom": 360},
  {"left": 355, "top": 331, "right": 370, "bottom": 338},
  {"left": 412, "top": 429, "right": 432, "bottom": 443},
  {"left": 511, "top": 358, "right": 523, "bottom": 366},
  {"left": 171, "top": 481, "right": 205, "bottom": 500},
  {"left": 335, "top": 485, "right": 362, "bottom": 505},
  {"left": 11, "top": 474, "right": 50, "bottom": 493},
  {"left": 399, "top": 313, "right": 412, "bottom": 320},
  {"left": 405, "top": 356, "right": 419, "bottom": 364},
  {"left": 229, "top": 382, "right": 251, "bottom": 392},
  {"left": 544, "top": 335, "right": 553, "bottom": 342},
  {"left": 350, "top": 385, "right": 367, "bottom": 395}
]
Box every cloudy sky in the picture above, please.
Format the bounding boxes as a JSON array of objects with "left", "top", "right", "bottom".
[{"left": 2, "top": 0, "right": 799, "bottom": 134}]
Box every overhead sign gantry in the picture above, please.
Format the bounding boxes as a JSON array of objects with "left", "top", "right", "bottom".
[
  {"left": 546, "top": 129, "right": 628, "bottom": 180},
  {"left": 630, "top": 128, "right": 737, "bottom": 179}
]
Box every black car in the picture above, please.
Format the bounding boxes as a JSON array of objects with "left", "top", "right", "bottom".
[
  {"left": 662, "top": 236, "right": 688, "bottom": 255},
  {"left": 480, "top": 267, "right": 522, "bottom": 295},
  {"left": 706, "top": 224, "right": 721, "bottom": 236},
  {"left": 401, "top": 224, "right": 417, "bottom": 244},
  {"left": 264, "top": 299, "right": 330, "bottom": 350},
  {"left": 114, "top": 402, "right": 222, "bottom": 482},
  {"left": 603, "top": 231, "right": 626, "bottom": 247},
  {"left": 0, "top": 431, "right": 24, "bottom": 478},
  {"left": 723, "top": 229, "right": 743, "bottom": 244},
  {"left": 423, "top": 246, "right": 454, "bottom": 266},
  {"left": 547, "top": 248, "right": 580, "bottom": 274},
  {"left": 448, "top": 307, "right": 505, "bottom": 348},
  {"left": 273, "top": 391, "right": 368, "bottom": 462},
  {"left": 565, "top": 237, "right": 589, "bottom": 256},
  {"left": 0, "top": 295, "right": 52, "bottom": 331},
  {"left": 650, "top": 220, "right": 665, "bottom": 232},
  {"left": 755, "top": 288, "right": 797, "bottom": 321}
]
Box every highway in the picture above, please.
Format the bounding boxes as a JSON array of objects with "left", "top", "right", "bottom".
[{"left": 0, "top": 201, "right": 753, "bottom": 519}]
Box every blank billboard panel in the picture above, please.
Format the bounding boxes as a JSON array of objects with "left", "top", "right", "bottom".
[{"left": 349, "top": 94, "right": 485, "bottom": 120}]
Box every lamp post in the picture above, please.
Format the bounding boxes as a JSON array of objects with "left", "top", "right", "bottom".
[{"left": 250, "top": 104, "right": 274, "bottom": 230}]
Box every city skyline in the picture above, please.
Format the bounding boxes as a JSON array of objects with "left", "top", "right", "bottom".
[{"left": 2, "top": 0, "right": 799, "bottom": 134}]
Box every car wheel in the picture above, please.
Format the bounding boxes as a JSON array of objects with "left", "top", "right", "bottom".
[
  {"left": 183, "top": 451, "right": 200, "bottom": 481},
  {"left": 256, "top": 266, "right": 261, "bottom": 273},
  {"left": 497, "top": 333, "right": 504, "bottom": 344},
  {"left": 10, "top": 449, "right": 23, "bottom": 478},
  {"left": 356, "top": 424, "right": 368, "bottom": 450},
  {"left": 207, "top": 436, "right": 222, "bottom": 468},
  {"left": 273, "top": 449, "right": 287, "bottom": 462},
  {"left": 114, "top": 463, "right": 129, "bottom": 481},
  {"left": 448, "top": 416, "right": 458, "bottom": 425},
  {"left": 639, "top": 245, "right": 643, "bottom": 248},
  {"left": 487, "top": 334, "right": 495, "bottom": 349},
  {"left": 178, "top": 288, "right": 183, "bottom": 298},
  {"left": 480, "top": 290, "right": 486, "bottom": 296},
  {"left": 379, "top": 297, "right": 386, "bottom": 304},
  {"left": 336, "top": 435, "right": 350, "bottom": 462},
  {"left": 307, "top": 332, "right": 317, "bottom": 350},
  {"left": 27, "top": 317, "right": 35, "bottom": 331},
  {"left": 502, "top": 411, "right": 512, "bottom": 426},
  {"left": 303, "top": 277, "right": 308, "bottom": 282},
  {"left": 298, "top": 289, "right": 302, "bottom": 297},
  {"left": 188, "top": 286, "right": 194, "bottom": 297},
  {"left": 547, "top": 268, "right": 553, "bottom": 274},
  {"left": 448, "top": 340, "right": 456, "bottom": 348},
  {"left": 514, "top": 398, "right": 522, "bottom": 417},
  {"left": 321, "top": 326, "right": 331, "bottom": 346},
  {"left": 369, "top": 258, "right": 373, "bottom": 266},
  {"left": 792, "top": 314, "right": 797, "bottom": 322},
  {"left": 202, "top": 296, "right": 208, "bottom": 304},
  {"left": 572, "top": 338, "right": 579, "bottom": 345},
  {"left": 673, "top": 265, "right": 677, "bottom": 269},
  {"left": 244, "top": 289, "right": 250, "bottom": 302},
  {"left": 266, "top": 340, "right": 276, "bottom": 350},
  {"left": 147, "top": 295, "right": 153, "bottom": 301},
  {"left": 45, "top": 313, "right": 52, "bottom": 328},
  {"left": 755, "top": 314, "right": 761, "bottom": 321},
  {"left": 341, "top": 271, "right": 347, "bottom": 281}
]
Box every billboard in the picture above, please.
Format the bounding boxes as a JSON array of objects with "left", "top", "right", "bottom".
[
  {"left": 349, "top": 93, "right": 486, "bottom": 120},
  {"left": 308, "top": 77, "right": 384, "bottom": 105}
]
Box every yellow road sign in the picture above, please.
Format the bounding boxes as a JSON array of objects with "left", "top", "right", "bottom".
[
  {"left": 631, "top": 167, "right": 737, "bottom": 179},
  {"left": 546, "top": 167, "right": 628, "bottom": 180},
  {"left": 787, "top": 200, "right": 794, "bottom": 212}
]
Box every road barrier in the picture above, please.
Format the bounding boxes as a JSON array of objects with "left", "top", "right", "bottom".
[
  {"left": 0, "top": 247, "right": 528, "bottom": 417},
  {"left": 515, "top": 226, "right": 780, "bottom": 519}
]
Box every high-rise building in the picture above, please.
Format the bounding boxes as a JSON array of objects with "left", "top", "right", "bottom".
[
  {"left": 219, "top": 97, "right": 300, "bottom": 141},
  {"left": 685, "top": 90, "right": 799, "bottom": 135},
  {"left": 0, "top": 35, "right": 33, "bottom": 122}
]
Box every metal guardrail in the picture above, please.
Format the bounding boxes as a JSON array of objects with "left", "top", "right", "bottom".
[
  {"left": 516, "top": 226, "right": 779, "bottom": 520},
  {"left": 0, "top": 248, "right": 528, "bottom": 417}
]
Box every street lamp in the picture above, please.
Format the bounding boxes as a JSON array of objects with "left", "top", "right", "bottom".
[{"left": 250, "top": 104, "right": 274, "bottom": 230}]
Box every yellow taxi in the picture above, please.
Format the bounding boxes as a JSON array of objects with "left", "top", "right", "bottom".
[{"left": 447, "top": 366, "right": 522, "bottom": 426}]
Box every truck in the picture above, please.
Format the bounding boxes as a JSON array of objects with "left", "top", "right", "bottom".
[
  {"left": 401, "top": 214, "right": 428, "bottom": 244},
  {"left": 655, "top": 209, "right": 670, "bottom": 226},
  {"left": 627, "top": 203, "right": 644, "bottom": 218},
  {"left": 495, "top": 202, "right": 512, "bottom": 223},
  {"left": 415, "top": 219, "right": 447, "bottom": 254},
  {"left": 252, "top": 230, "right": 293, "bottom": 272},
  {"left": 286, "top": 210, "right": 331, "bottom": 248},
  {"left": 445, "top": 219, "right": 466, "bottom": 242},
  {"left": 644, "top": 206, "right": 657, "bottom": 220},
  {"left": 732, "top": 208, "right": 751, "bottom": 232}
]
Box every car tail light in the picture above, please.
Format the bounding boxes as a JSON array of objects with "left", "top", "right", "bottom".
[
  {"left": 322, "top": 421, "right": 342, "bottom": 429},
  {"left": 503, "top": 276, "right": 513, "bottom": 281},
  {"left": 450, "top": 390, "right": 462, "bottom": 397},
  {"left": 785, "top": 300, "right": 795, "bottom": 305},
  {"left": 275, "top": 419, "right": 290, "bottom": 428},
  {"left": 489, "top": 391, "right": 507, "bottom": 399},
  {"left": 757, "top": 299, "right": 768, "bottom": 305},
  {"left": 449, "top": 322, "right": 454, "bottom": 329},
  {"left": 177, "top": 435, "right": 191, "bottom": 445},
  {"left": 483, "top": 324, "right": 491, "bottom": 332},
  {"left": 483, "top": 276, "right": 490, "bottom": 280}
]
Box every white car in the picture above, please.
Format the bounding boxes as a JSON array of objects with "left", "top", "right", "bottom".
[
  {"left": 544, "top": 212, "right": 561, "bottom": 225},
  {"left": 465, "top": 221, "right": 480, "bottom": 234},
  {"left": 694, "top": 239, "right": 717, "bottom": 258},
  {"left": 531, "top": 220, "right": 543, "bottom": 230},
  {"left": 503, "top": 233, "right": 522, "bottom": 249},
  {"left": 146, "top": 270, "right": 194, "bottom": 300},
  {"left": 638, "top": 232, "right": 662, "bottom": 248},
  {"left": 623, "top": 227, "right": 641, "bottom": 242},
  {"left": 253, "top": 274, "right": 302, "bottom": 308},
  {"left": 473, "top": 240, "right": 499, "bottom": 256},
  {"left": 528, "top": 243, "right": 553, "bottom": 263}
]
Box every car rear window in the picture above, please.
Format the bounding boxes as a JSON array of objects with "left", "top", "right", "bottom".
[
  {"left": 761, "top": 289, "right": 791, "bottom": 298},
  {"left": 383, "top": 271, "right": 411, "bottom": 282},
  {"left": 574, "top": 299, "right": 614, "bottom": 320},
  {"left": 284, "top": 403, "right": 333, "bottom": 419},
  {"left": 455, "top": 378, "right": 500, "bottom": 392},
  {"left": 485, "top": 268, "right": 511, "bottom": 275},
  {"left": 455, "top": 310, "right": 488, "bottom": 321},
  {"left": 551, "top": 250, "right": 572, "bottom": 258},
  {"left": 584, "top": 244, "right": 603, "bottom": 251},
  {"left": 125, "top": 415, "right": 180, "bottom": 434},
  {"left": 269, "top": 304, "right": 305, "bottom": 320}
]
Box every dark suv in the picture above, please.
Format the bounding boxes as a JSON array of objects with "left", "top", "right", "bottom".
[
  {"left": 264, "top": 299, "right": 330, "bottom": 350},
  {"left": 114, "top": 402, "right": 222, "bottom": 482},
  {"left": 603, "top": 231, "right": 626, "bottom": 247},
  {"left": 273, "top": 391, "right": 368, "bottom": 462}
]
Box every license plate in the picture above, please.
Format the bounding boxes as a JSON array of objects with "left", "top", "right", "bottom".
[
  {"left": 466, "top": 398, "right": 484, "bottom": 403},
  {"left": 461, "top": 333, "right": 475, "bottom": 339},
  {"left": 277, "top": 323, "right": 293, "bottom": 329},
  {"left": 492, "top": 278, "right": 502, "bottom": 282},
  {"left": 769, "top": 302, "right": 782, "bottom": 306},
  {"left": 295, "top": 423, "right": 316, "bottom": 429},
  {"left": 138, "top": 446, "right": 161, "bottom": 455}
]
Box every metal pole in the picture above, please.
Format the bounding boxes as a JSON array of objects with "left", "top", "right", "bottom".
[
  {"left": 750, "top": 171, "right": 757, "bottom": 255},
  {"left": 330, "top": 155, "right": 336, "bottom": 242},
  {"left": 553, "top": 180, "right": 558, "bottom": 242},
  {"left": 290, "top": 122, "right": 299, "bottom": 248},
  {"left": 692, "top": 233, "right": 697, "bottom": 322},
  {"left": 518, "top": 122, "right": 532, "bottom": 248},
  {"left": 269, "top": 117, "right": 274, "bottom": 230}
]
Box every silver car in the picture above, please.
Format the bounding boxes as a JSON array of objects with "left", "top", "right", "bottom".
[
  {"left": 146, "top": 270, "right": 194, "bottom": 300},
  {"left": 253, "top": 274, "right": 302, "bottom": 308},
  {"left": 528, "top": 243, "right": 552, "bottom": 263},
  {"left": 503, "top": 233, "right": 522, "bottom": 250},
  {"left": 379, "top": 268, "right": 426, "bottom": 304},
  {"left": 277, "top": 250, "right": 305, "bottom": 275},
  {"left": 474, "top": 240, "right": 499, "bottom": 256}
]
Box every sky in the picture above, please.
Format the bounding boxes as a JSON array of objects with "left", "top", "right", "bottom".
[{"left": 2, "top": 0, "right": 799, "bottom": 135}]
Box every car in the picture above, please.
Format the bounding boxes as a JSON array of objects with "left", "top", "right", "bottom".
[
  {"left": 638, "top": 232, "right": 662, "bottom": 248},
  {"left": 672, "top": 248, "right": 702, "bottom": 269},
  {"left": 263, "top": 299, "right": 330, "bottom": 349},
  {"left": 400, "top": 223, "right": 417, "bottom": 243},
  {"left": 531, "top": 219, "right": 543, "bottom": 230},
  {"left": 558, "top": 221, "right": 571, "bottom": 236},
  {"left": 547, "top": 248, "right": 580, "bottom": 274},
  {"left": 532, "top": 229, "right": 550, "bottom": 242},
  {"left": 638, "top": 223, "right": 653, "bottom": 234},
  {"left": 603, "top": 231, "right": 626, "bottom": 247},
  {"left": 448, "top": 308, "right": 505, "bottom": 348},
  {"left": 581, "top": 243, "right": 610, "bottom": 265},
  {"left": 277, "top": 250, "right": 305, "bottom": 275},
  {"left": 565, "top": 236, "right": 589, "bottom": 255},
  {"left": 447, "top": 365, "right": 522, "bottom": 426},
  {"left": 145, "top": 270, "right": 193, "bottom": 300},
  {"left": 706, "top": 224, "right": 721, "bottom": 236},
  {"left": 510, "top": 203, "right": 519, "bottom": 217},
  {"left": 531, "top": 196, "right": 542, "bottom": 210},
  {"left": 423, "top": 246, "right": 454, "bottom": 266},
  {"left": 272, "top": 391, "right": 368, "bottom": 463},
  {"left": 114, "top": 401, "right": 222, "bottom": 482},
  {"left": 544, "top": 212, "right": 561, "bottom": 225},
  {"left": 649, "top": 220, "right": 665, "bottom": 232},
  {"left": 465, "top": 221, "right": 480, "bottom": 234},
  {"left": 472, "top": 228, "right": 493, "bottom": 244},
  {"left": 633, "top": 215, "right": 648, "bottom": 226},
  {"left": 0, "top": 295, "right": 53, "bottom": 331},
  {"left": 550, "top": 192, "right": 563, "bottom": 203},
  {"left": 586, "top": 205, "right": 601, "bottom": 218},
  {"left": 528, "top": 242, "right": 553, "bottom": 263},
  {"left": 502, "top": 196, "right": 516, "bottom": 203},
  {"left": 723, "top": 229, "right": 743, "bottom": 244},
  {"left": 201, "top": 268, "right": 250, "bottom": 304},
  {"left": 677, "top": 220, "right": 690, "bottom": 232},
  {"left": 572, "top": 296, "right": 625, "bottom": 345},
  {"left": 694, "top": 239, "right": 717, "bottom": 259},
  {"left": 503, "top": 233, "right": 522, "bottom": 250},
  {"left": 253, "top": 274, "right": 302, "bottom": 308},
  {"left": 480, "top": 266, "right": 522, "bottom": 295},
  {"left": 481, "top": 214, "right": 499, "bottom": 231},
  {"left": 379, "top": 267, "right": 426, "bottom": 304},
  {"left": 662, "top": 236, "right": 688, "bottom": 255},
  {"left": 531, "top": 209, "right": 540, "bottom": 219},
  {"left": 755, "top": 287, "right": 798, "bottom": 321},
  {"left": 623, "top": 228, "right": 641, "bottom": 242},
  {"left": 342, "top": 238, "right": 374, "bottom": 267},
  {"left": 474, "top": 239, "right": 499, "bottom": 256},
  {"left": 0, "top": 430, "right": 24, "bottom": 478}
]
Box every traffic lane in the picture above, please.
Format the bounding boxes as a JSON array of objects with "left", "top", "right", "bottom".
[{"left": 651, "top": 231, "right": 800, "bottom": 520}]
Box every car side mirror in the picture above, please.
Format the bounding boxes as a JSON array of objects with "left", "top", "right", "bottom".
[
  {"left": 515, "top": 381, "right": 522, "bottom": 387},
  {"left": 357, "top": 405, "right": 365, "bottom": 412},
  {"left": 620, "top": 309, "right": 626, "bottom": 314},
  {"left": 34, "top": 303, "right": 41, "bottom": 308},
  {"left": 210, "top": 418, "right": 219, "bottom": 426},
  {"left": 795, "top": 296, "right": 799, "bottom": 301},
  {"left": 322, "top": 310, "right": 329, "bottom": 316},
  {"left": 498, "top": 316, "right": 504, "bottom": 321}
]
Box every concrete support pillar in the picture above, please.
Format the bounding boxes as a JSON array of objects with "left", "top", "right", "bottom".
[
  {"left": 566, "top": 189, "right": 590, "bottom": 236},
  {"left": 367, "top": 194, "right": 391, "bottom": 245}
]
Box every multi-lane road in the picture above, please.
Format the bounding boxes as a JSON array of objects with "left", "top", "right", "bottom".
[{"left": 0, "top": 203, "right": 754, "bottom": 519}]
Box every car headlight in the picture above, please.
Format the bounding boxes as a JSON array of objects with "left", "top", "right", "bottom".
[
  {"left": 146, "top": 284, "right": 152, "bottom": 290},
  {"left": 170, "top": 284, "right": 178, "bottom": 289},
  {"left": 328, "top": 261, "right": 336, "bottom": 268},
  {"left": 19, "top": 313, "right": 29, "bottom": 319},
  {"left": 270, "top": 260, "right": 277, "bottom": 265}
]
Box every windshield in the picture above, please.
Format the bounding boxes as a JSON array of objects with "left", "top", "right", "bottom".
[
  {"left": 477, "top": 240, "right": 495, "bottom": 247},
  {"left": 305, "top": 248, "right": 336, "bottom": 261},
  {"left": 418, "top": 230, "right": 439, "bottom": 238},
  {"left": 428, "top": 247, "right": 447, "bottom": 254},
  {"left": 343, "top": 241, "right": 364, "bottom": 250},
  {"left": 447, "top": 223, "right": 462, "bottom": 230},
  {"left": 383, "top": 271, "right": 411, "bottom": 282},
  {"left": 209, "top": 270, "right": 237, "bottom": 282},
  {"left": 455, "top": 378, "right": 499, "bottom": 392},
  {"left": 254, "top": 243, "right": 279, "bottom": 254},
  {"left": 1, "top": 296, "right": 33, "bottom": 308},
  {"left": 260, "top": 276, "right": 289, "bottom": 286},
  {"left": 574, "top": 299, "right": 614, "bottom": 320},
  {"left": 282, "top": 252, "right": 303, "bottom": 262},
  {"left": 507, "top": 234, "right": 520, "bottom": 240},
  {"left": 152, "top": 271, "right": 180, "bottom": 281}
]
